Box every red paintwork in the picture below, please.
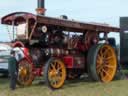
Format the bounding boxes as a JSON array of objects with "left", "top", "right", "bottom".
[
  {"left": 63, "top": 56, "right": 74, "bottom": 68},
  {"left": 22, "top": 48, "right": 43, "bottom": 76},
  {"left": 33, "top": 68, "right": 43, "bottom": 76},
  {"left": 63, "top": 55, "right": 85, "bottom": 69},
  {"left": 76, "top": 41, "right": 87, "bottom": 52},
  {"left": 13, "top": 41, "right": 25, "bottom": 47}
]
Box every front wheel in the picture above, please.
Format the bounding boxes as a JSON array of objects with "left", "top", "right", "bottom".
[
  {"left": 87, "top": 44, "right": 117, "bottom": 83},
  {"left": 44, "top": 58, "right": 66, "bottom": 89},
  {"left": 17, "top": 58, "right": 34, "bottom": 86}
]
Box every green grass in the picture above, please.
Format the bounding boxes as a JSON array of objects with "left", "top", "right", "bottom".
[{"left": 1, "top": 77, "right": 128, "bottom": 96}]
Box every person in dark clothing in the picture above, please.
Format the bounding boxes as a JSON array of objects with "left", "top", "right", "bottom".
[{"left": 8, "top": 50, "right": 18, "bottom": 90}]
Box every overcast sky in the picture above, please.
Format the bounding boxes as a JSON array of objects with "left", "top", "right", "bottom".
[{"left": 0, "top": 0, "right": 127, "bottom": 43}]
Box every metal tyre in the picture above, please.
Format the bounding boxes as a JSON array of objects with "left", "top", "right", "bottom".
[
  {"left": 87, "top": 44, "right": 117, "bottom": 82},
  {"left": 44, "top": 58, "right": 66, "bottom": 89},
  {"left": 17, "top": 58, "right": 34, "bottom": 86}
]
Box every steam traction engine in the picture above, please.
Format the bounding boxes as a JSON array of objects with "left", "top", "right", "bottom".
[{"left": 1, "top": 0, "right": 120, "bottom": 89}]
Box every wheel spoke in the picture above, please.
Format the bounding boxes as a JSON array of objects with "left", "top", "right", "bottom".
[
  {"left": 104, "top": 59, "right": 113, "bottom": 65},
  {"left": 55, "top": 74, "right": 61, "bottom": 81},
  {"left": 104, "top": 64, "right": 115, "bottom": 69},
  {"left": 57, "top": 64, "right": 62, "bottom": 69},
  {"left": 97, "top": 55, "right": 102, "bottom": 62},
  {"left": 99, "top": 69, "right": 104, "bottom": 79},
  {"left": 96, "top": 64, "right": 102, "bottom": 70},
  {"left": 103, "top": 49, "right": 109, "bottom": 55},
  {"left": 57, "top": 65, "right": 63, "bottom": 71},
  {"left": 99, "top": 49, "right": 104, "bottom": 57},
  {"left": 102, "top": 69, "right": 111, "bottom": 78},
  {"left": 51, "top": 63, "right": 56, "bottom": 71},
  {"left": 105, "top": 56, "right": 113, "bottom": 60},
  {"left": 54, "top": 61, "right": 59, "bottom": 69},
  {"left": 97, "top": 69, "right": 101, "bottom": 74},
  {"left": 97, "top": 66, "right": 102, "bottom": 74}
]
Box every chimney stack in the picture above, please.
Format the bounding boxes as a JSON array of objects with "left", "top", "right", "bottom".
[{"left": 36, "top": 0, "right": 46, "bottom": 15}]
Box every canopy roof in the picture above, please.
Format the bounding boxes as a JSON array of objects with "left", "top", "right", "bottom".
[
  {"left": 1, "top": 12, "right": 120, "bottom": 32},
  {"left": 1, "top": 12, "right": 36, "bottom": 25}
]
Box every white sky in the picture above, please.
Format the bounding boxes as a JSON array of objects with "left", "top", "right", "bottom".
[{"left": 0, "top": 0, "right": 127, "bottom": 44}]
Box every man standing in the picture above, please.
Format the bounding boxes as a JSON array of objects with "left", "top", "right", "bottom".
[{"left": 8, "top": 50, "right": 18, "bottom": 90}]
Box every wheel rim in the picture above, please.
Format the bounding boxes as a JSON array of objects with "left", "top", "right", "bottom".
[
  {"left": 96, "top": 45, "right": 117, "bottom": 82},
  {"left": 18, "top": 59, "right": 34, "bottom": 86},
  {"left": 48, "top": 59, "right": 66, "bottom": 89}
]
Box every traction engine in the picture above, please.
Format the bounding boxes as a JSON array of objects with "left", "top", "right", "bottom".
[{"left": 1, "top": 0, "right": 120, "bottom": 89}]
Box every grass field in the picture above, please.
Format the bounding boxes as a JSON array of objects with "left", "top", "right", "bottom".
[{"left": 1, "top": 75, "right": 128, "bottom": 96}]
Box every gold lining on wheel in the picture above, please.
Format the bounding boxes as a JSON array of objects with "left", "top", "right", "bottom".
[
  {"left": 96, "top": 45, "right": 117, "bottom": 83},
  {"left": 18, "top": 59, "right": 34, "bottom": 86},
  {"left": 48, "top": 59, "right": 66, "bottom": 88}
]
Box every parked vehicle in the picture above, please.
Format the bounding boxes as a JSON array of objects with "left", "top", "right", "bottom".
[
  {"left": 1, "top": 0, "right": 120, "bottom": 89},
  {"left": 0, "top": 44, "right": 12, "bottom": 76}
]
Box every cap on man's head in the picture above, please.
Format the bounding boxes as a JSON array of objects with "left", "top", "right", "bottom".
[{"left": 10, "top": 50, "right": 15, "bottom": 55}]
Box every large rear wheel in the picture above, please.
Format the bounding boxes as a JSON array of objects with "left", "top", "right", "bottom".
[
  {"left": 17, "top": 58, "right": 34, "bottom": 86},
  {"left": 44, "top": 58, "right": 66, "bottom": 89},
  {"left": 87, "top": 44, "right": 117, "bottom": 83}
]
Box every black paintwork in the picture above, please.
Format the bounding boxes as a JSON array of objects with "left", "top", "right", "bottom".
[{"left": 120, "top": 17, "right": 128, "bottom": 66}]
